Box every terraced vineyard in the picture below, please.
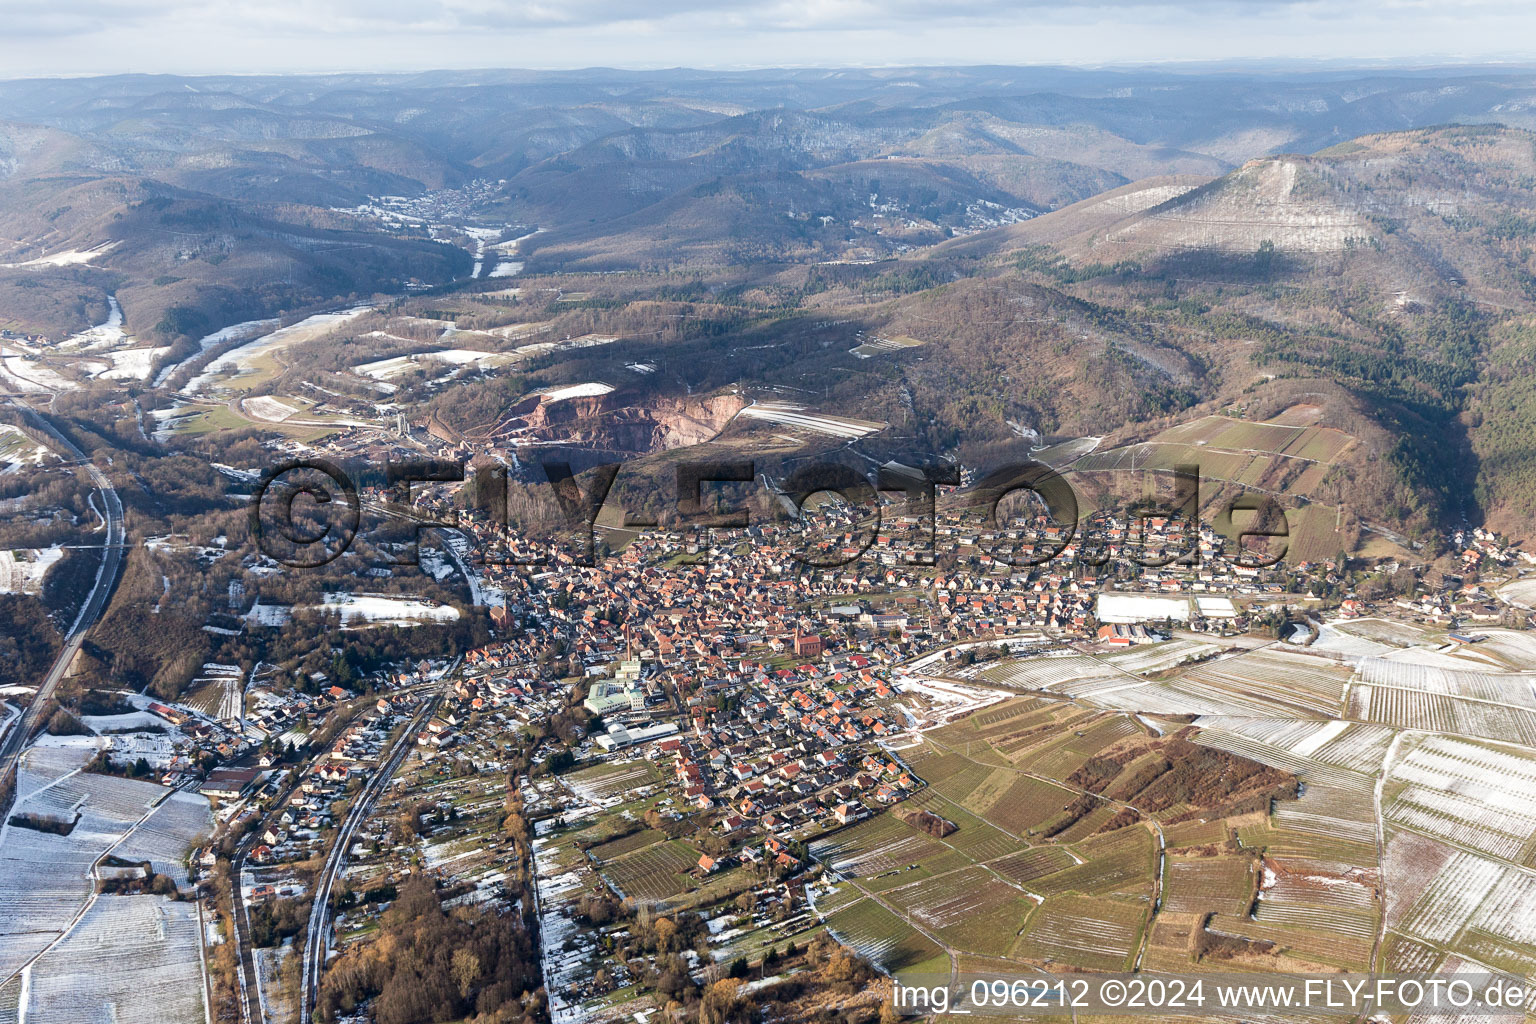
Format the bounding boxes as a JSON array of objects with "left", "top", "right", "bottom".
[{"left": 828, "top": 625, "right": 1536, "bottom": 984}]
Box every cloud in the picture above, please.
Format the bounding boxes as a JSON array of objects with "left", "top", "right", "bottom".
[{"left": 1, "top": 0, "right": 1535, "bottom": 75}]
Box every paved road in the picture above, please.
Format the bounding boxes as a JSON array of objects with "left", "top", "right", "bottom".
[
  {"left": 0, "top": 403, "right": 124, "bottom": 816},
  {"left": 298, "top": 687, "right": 445, "bottom": 1020}
]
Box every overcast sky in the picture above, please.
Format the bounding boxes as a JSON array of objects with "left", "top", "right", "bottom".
[{"left": 3, "top": 0, "right": 1536, "bottom": 78}]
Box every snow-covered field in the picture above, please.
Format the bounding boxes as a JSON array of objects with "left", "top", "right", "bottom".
[
  {"left": 1096, "top": 592, "right": 1193, "bottom": 623},
  {"left": 97, "top": 346, "right": 171, "bottom": 381},
  {"left": 0, "top": 744, "right": 211, "bottom": 998},
  {"left": 0, "top": 241, "right": 117, "bottom": 269},
  {"left": 354, "top": 347, "right": 517, "bottom": 380},
  {"left": 321, "top": 592, "right": 460, "bottom": 626},
  {"left": 1499, "top": 578, "right": 1536, "bottom": 610},
  {"left": 0, "top": 546, "right": 62, "bottom": 594},
  {"left": 181, "top": 306, "right": 369, "bottom": 395},
  {"left": 152, "top": 317, "right": 279, "bottom": 387},
  {"left": 0, "top": 425, "right": 49, "bottom": 470},
  {"left": 540, "top": 381, "right": 613, "bottom": 402},
  {"left": 737, "top": 401, "right": 883, "bottom": 439},
  {"left": 59, "top": 294, "right": 128, "bottom": 351},
  {"left": 242, "top": 395, "right": 302, "bottom": 421},
  {"left": 0, "top": 351, "right": 75, "bottom": 392},
  {"left": 14, "top": 895, "right": 208, "bottom": 1024}
]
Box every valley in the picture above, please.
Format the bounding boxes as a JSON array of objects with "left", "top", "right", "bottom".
[{"left": 3, "top": 63, "right": 1536, "bottom": 1024}]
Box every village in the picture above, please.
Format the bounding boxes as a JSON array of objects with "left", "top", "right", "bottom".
[{"left": 8, "top": 413, "right": 1536, "bottom": 1024}]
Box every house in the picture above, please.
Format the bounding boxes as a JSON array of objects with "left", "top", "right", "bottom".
[
  {"left": 697, "top": 854, "right": 718, "bottom": 875},
  {"left": 200, "top": 767, "right": 262, "bottom": 800}
]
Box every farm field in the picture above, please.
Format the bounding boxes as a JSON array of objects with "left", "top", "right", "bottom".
[
  {"left": 823, "top": 898, "right": 949, "bottom": 975},
  {"left": 979, "top": 653, "right": 1121, "bottom": 691},
  {"left": 562, "top": 759, "right": 666, "bottom": 802},
  {"left": 1030, "top": 826, "right": 1156, "bottom": 898},
  {"left": 1173, "top": 648, "right": 1351, "bottom": 717},
  {"left": 882, "top": 867, "right": 1036, "bottom": 956},
  {"left": 1350, "top": 683, "right": 1536, "bottom": 744},
  {"left": 1161, "top": 855, "right": 1255, "bottom": 916},
  {"left": 600, "top": 839, "right": 700, "bottom": 904},
  {"left": 1009, "top": 895, "right": 1144, "bottom": 970},
  {"left": 6, "top": 894, "right": 208, "bottom": 1024}
]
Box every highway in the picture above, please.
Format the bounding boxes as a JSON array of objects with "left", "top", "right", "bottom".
[
  {"left": 0, "top": 402, "right": 124, "bottom": 817},
  {"left": 298, "top": 685, "right": 445, "bottom": 1020}
]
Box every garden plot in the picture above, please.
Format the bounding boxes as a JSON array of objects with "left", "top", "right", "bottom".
[
  {"left": 1310, "top": 624, "right": 1398, "bottom": 659},
  {"left": 1191, "top": 724, "right": 1370, "bottom": 788},
  {"left": 1192, "top": 718, "right": 1391, "bottom": 772},
  {"left": 960, "top": 771, "right": 1075, "bottom": 836},
  {"left": 1387, "top": 786, "right": 1533, "bottom": 862},
  {"left": 1471, "top": 629, "right": 1536, "bottom": 670},
  {"left": 1378, "top": 643, "right": 1512, "bottom": 672},
  {"left": 1256, "top": 865, "right": 1377, "bottom": 939},
  {"left": 0, "top": 745, "right": 187, "bottom": 976},
  {"left": 1011, "top": 895, "right": 1142, "bottom": 971},
  {"left": 561, "top": 760, "right": 661, "bottom": 803},
  {"left": 1074, "top": 675, "right": 1289, "bottom": 717},
  {"left": 1469, "top": 870, "right": 1536, "bottom": 947},
  {"left": 1336, "top": 618, "right": 1437, "bottom": 646},
  {"left": 588, "top": 829, "right": 666, "bottom": 862},
  {"left": 111, "top": 791, "right": 213, "bottom": 885},
  {"left": 992, "top": 846, "right": 1077, "bottom": 887},
  {"left": 0, "top": 827, "right": 98, "bottom": 978},
  {"left": 1271, "top": 777, "right": 1377, "bottom": 843},
  {"left": 185, "top": 671, "right": 242, "bottom": 723},
  {"left": 1208, "top": 911, "right": 1376, "bottom": 970},
  {"left": 1190, "top": 725, "right": 1378, "bottom": 843},
  {"left": 601, "top": 840, "right": 699, "bottom": 903},
  {"left": 18, "top": 894, "right": 206, "bottom": 1024},
  {"left": 1100, "top": 639, "right": 1222, "bottom": 674},
  {"left": 1304, "top": 722, "right": 1396, "bottom": 771},
  {"left": 1032, "top": 827, "right": 1155, "bottom": 898},
  {"left": 1497, "top": 579, "right": 1536, "bottom": 610}
]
